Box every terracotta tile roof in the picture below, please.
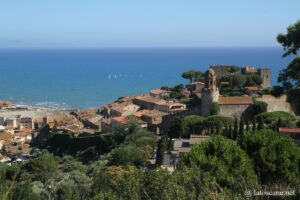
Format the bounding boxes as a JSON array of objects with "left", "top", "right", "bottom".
[
  {"left": 191, "top": 82, "right": 205, "bottom": 85},
  {"left": 245, "top": 86, "right": 259, "bottom": 91},
  {"left": 112, "top": 116, "right": 147, "bottom": 125},
  {"left": 279, "top": 128, "right": 300, "bottom": 134},
  {"left": 0, "top": 101, "right": 15, "bottom": 107},
  {"left": 150, "top": 89, "right": 169, "bottom": 95},
  {"left": 34, "top": 117, "right": 44, "bottom": 123},
  {"left": 112, "top": 116, "right": 127, "bottom": 124},
  {"left": 135, "top": 95, "right": 165, "bottom": 104},
  {"left": 133, "top": 110, "right": 151, "bottom": 117},
  {"left": 219, "top": 96, "right": 253, "bottom": 105},
  {"left": 0, "top": 132, "right": 13, "bottom": 141}
]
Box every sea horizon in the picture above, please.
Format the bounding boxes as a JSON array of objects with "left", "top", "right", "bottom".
[{"left": 0, "top": 47, "right": 293, "bottom": 109}]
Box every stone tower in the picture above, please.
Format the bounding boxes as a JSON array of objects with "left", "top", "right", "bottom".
[
  {"left": 201, "top": 68, "right": 220, "bottom": 116},
  {"left": 260, "top": 68, "right": 271, "bottom": 89}
]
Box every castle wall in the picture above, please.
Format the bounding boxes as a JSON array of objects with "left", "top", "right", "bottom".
[
  {"left": 256, "top": 95, "right": 295, "bottom": 114},
  {"left": 219, "top": 104, "right": 250, "bottom": 118}
]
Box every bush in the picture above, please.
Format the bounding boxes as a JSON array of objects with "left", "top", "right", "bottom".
[{"left": 238, "top": 129, "right": 300, "bottom": 186}]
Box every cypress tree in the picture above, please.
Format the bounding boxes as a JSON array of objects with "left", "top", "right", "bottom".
[
  {"left": 211, "top": 123, "right": 215, "bottom": 135},
  {"left": 233, "top": 118, "right": 239, "bottom": 140},
  {"left": 257, "top": 116, "right": 264, "bottom": 130},
  {"left": 252, "top": 119, "right": 257, "bottom": 131},
  {"left": 277, "top": 117, "right": 284, "bottom": 132},
  {"left": 229, "top": 124, "right": 233, "bottom": 139},
  {"left": 239, "top": 119, "right": 244, "bottom": 135},
  {"left": 246, "top": 119, "right": 250, "bottom": 131},
  {"left": 156, "top": 139, "right": 164, "bottom": 166},
  {"left": 156, "top": 134, "right": 169, "bottom": 166},
  {"left": 223, "top": 125, "right": 228, "bottom": 138}
]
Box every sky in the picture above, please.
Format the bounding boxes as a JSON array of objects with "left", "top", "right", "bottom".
[{"left": 0, "top": 0, "right": 299, "bottom": 48}]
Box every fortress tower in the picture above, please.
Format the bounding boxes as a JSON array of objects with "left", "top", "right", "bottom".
[
  {"left": 201, "top": 68, "right": 220, "bottom": 116},
  {"left": 259, "top": 68, "right": 271, "bottom": 89}
]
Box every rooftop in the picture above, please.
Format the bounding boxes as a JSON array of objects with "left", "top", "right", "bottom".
[
  {"left": 219, "top": 96, "right": 253, "bottom": 105},
  {"left": 245, "top": 86, "right": 259, "bottom": 91},
  {"left": 279, "top": 128, "right": 300, "bottom": 134},
  {"left": 150, "top": 89, "right": 170, "bottom": 95},
  {"left": 191, "top": 82, "right": 205, "bottom": 85}
]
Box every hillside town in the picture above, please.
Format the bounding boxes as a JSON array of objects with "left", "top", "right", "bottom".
[{"left": 1, "top": 64, "right": 299, "bottom": 168}]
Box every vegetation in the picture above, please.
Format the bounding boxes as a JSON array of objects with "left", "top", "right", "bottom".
[
  {"left": 255, "top": 111, "right": 296, "bottom": 125},
  {"left": 210, "top": 102, "right": 219, "bottom": 115},
  {"left": 277, "top": 20, "right": 300, "bottom": 114},
  {"left": 181, "top": 70, "right": 203, "bottom": 83},
  {"left": 238, "top": 129, "right": 300, "bottom": 187},
  {"left": 180, "top": 136, "right": 258, "bottom": 192},
  {"left": 252, "top": 99, "right": 268, "bottom": 117}
]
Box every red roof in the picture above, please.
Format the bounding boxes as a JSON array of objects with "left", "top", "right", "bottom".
[
  {"left": 245, "top": 86, "right": 259, "bottom": 91},
  {"left": 279, "top": 128, "right": 300, "bottom": 134},
  {"left": 191, "top": 82, "right": 205, "bottom": 85},
  {"left": 150, "top": 89, "right": 169, "bottom": 95}
]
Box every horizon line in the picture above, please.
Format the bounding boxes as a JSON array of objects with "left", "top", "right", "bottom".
[{"left": 0, "top": 45, "right": 282, "bottom": 50}]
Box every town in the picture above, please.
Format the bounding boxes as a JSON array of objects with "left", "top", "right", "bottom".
[{"left": 1, "top": 64, "right": 299, "bottom": 171}]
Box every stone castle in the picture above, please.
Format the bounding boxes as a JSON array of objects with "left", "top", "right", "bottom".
[{"left": 200, "top": 66, "right": 293, "bottom": 118}]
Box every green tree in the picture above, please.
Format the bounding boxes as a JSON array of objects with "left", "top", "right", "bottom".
[
  {"left": 256, "top": 111, "right": 296, "bottom": 126},
  {"left": 180, "top": 136, "right": 258, "bottom": 192},
  {"left": 252, "top": 119, "right": 257, "bottom": 131},
  {"left": 210, "top": 102, "right": 220, "bottom": 115},
  {"left": 257, "top": 116, "right": 264, "bottom": 130},
  {"left": 277, "top": 20, "right": 300, "bottom": 57},
  {"left": 239, "top": 119, "right": 244, "bottom": 135},
  {"left": 156, "top": 134, "right": 169, "bottom": 166},
  {"left": 277, "top": 20, "right": 300, "bottom": 114},
  {"left": 238, "top": 129, "right": 300, "bottom": 186},
  {"left": 180, "top": 115, "right": 205, "bottom": 137},
  {"left": 23, "top": 153, "right": 59, "bottom": 183},
  {"left": 233, "top": 118, "right": 238, "bottom": 140},
  {"left": 181, "top": 70, "right": 202, "bottom": 83},
  {"left": 232, "top": 74, "right": 246, "bottom": 88},
  {"left": 252, "top": 100, "right": 268, "bottom": 117}
]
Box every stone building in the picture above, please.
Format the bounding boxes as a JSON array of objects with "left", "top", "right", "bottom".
[
  {"left": 201, "top": 69, "right": 219, "bottom": 116},
  {"left": 201, "top": 68, "right": 253, "bottom": 118},
  {"left": 218, "top": 96, "right": 253, "bottom": 118}
]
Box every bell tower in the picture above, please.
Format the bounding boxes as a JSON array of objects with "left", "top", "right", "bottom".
[{"left": 201, "top": 68, "right": 219, "bottom": 116}]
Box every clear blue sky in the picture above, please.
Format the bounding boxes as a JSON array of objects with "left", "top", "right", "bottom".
[{"left": 0, "top": 0, "right": 299, "bottom": 48}]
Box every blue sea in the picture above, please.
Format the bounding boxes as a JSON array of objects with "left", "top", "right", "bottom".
[{"left": 0, "top": 47, "right": 292, "bottom": 109}]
